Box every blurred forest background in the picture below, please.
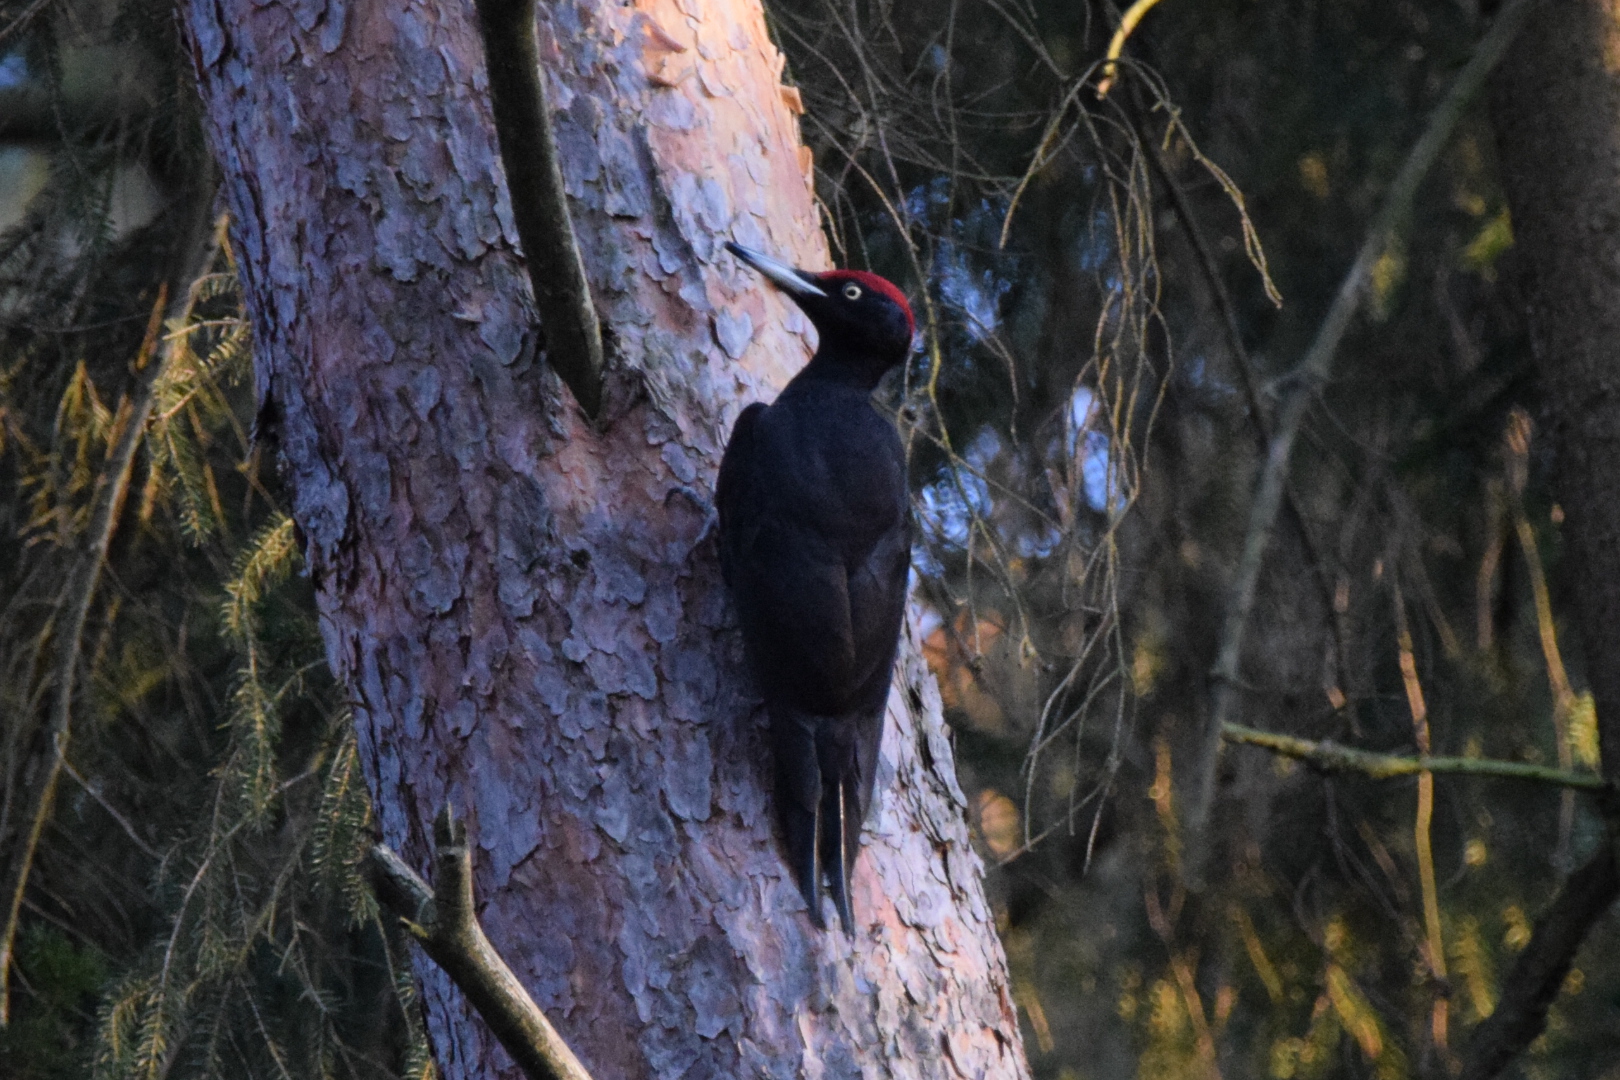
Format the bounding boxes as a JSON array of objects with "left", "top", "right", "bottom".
[{"left": 0, "top": 0, "right": 1613, "bottom": 1078}]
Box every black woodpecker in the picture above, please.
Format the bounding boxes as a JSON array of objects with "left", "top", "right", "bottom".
[{"left": 717, "top": 241, "right": 914, "bottom": 933}]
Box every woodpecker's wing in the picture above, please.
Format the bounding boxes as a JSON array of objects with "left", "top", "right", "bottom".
[
  {"left": 844, "top": 503, "right": 910, "bottom": 834},
  {"left": 720, "top": 402, "right": 842, "bottom": 925},
  {"left": 770, "top": 702, "right": 827, "bottom": 927},
  {"left": 736, "top": 483, "right": 907, "bottom": 933},
  {"left": 826, "top": 507, "right": 909, "bottom": 930},
  {"left": 716, "top": 402, "right": 766, "bottom": 590}
]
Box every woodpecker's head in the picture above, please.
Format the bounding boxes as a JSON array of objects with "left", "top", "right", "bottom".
[{"left": 727, "top": 242, "right": 915, "bottom": 371}]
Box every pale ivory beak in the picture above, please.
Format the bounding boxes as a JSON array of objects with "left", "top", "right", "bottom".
[{"left": 725, "top": 241, "right": 828, "bottom": 299}]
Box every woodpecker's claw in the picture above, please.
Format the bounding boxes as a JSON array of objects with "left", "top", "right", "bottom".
[{"left": 726, "top": 241, "right": 828, "bottom": 299}]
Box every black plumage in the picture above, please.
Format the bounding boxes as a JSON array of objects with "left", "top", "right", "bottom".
[{"left": 717, "top": 242, "right": 914, "bottom": 933}]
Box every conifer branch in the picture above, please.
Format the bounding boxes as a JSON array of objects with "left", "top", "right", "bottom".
[
  {"left": 1188, "top": 0, "right": 1542, "bottom": 876},
  {"left": 0, "top": 207, "right": 223, "bottom": 1025},
  {"left": 368, "top": 807, "right": 596, "bottom": 1080}
]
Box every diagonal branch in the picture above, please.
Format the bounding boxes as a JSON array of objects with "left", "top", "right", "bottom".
[
  {"left": 1459, "top": 838, "right": 1619, "bottom": 1080},
  {"left": 0, "top": 0, "right": 53, "bottom": 50},
  {"left": 369, "top": 806, "right": 595, "bottom": 1080},
  {"left": 472, "top": 0, "right": 605, "bottom": 418},
  {"left": 1187, "top": 0, "right": 1542, "bottom": 873}
]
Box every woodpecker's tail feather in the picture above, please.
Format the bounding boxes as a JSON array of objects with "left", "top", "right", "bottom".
[
  {"left": 773, "top": 701, "right": 878, "bottom": 933},
  {"left": 783, "top": 796, "right": 824, "bottom": 928},
  {"left": 821, "top": 780, "right": 855, "bottom": 935},
  {"left": 773, "top": 705, "right": 827, "bottom": 927}
]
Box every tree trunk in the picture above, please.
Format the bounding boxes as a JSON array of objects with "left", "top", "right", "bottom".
[
  {"left": 1468, "top": 6, "right": 1620, "bottom": 1076},
  {"left": 175, "top": 1, "right": 1028, "bottom": 1078},
  {"left": 1491, "top": 1, "right": 1620, "bottom": 788}
]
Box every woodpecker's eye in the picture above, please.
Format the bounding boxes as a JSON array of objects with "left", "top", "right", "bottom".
[{"left": 842, "top": 282, "right": 862, "bottom": 300}]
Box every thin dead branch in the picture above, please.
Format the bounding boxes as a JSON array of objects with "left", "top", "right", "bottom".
[
  {"left": 0, "top": 285, "right": 164, "bottom": 1025},
  {"left": 1505, "top": 408, "right": 1579, "bottom": 870},
  {"left": 0, "top": 201, "right": 221, "bottom": 1025},
  {"left": 1094, "top": 0, "right": 1166, "bottom": 100},
  {"left": 1221, "top": 723, "right": 1607, "bottom": 791},
  {"left": 1394, "top": 582, "right": 1450, "bottom": 1058}
]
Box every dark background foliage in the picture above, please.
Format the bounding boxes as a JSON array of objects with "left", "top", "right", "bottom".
[{"left": 0, "top": 0, "right": 1612, "bottom": 1078}]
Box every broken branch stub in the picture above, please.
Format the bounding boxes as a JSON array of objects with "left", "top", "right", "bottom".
[{"left": 368, "top": 807, "right": 596, "bottom": 1080}]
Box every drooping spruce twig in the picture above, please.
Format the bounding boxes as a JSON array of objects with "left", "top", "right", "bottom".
[
  {"left": 1221, "top": 723, "right": 1608, "bottom": 792},
  {"left": 0, "top": 205, "right": 220, "bottom": 1024},
  {"left": 472, "top": 0, "right": 605, "bottom": 418},
  {"left": 368, "top": 806, "right": 596, "bottom": 1080},
  {"left": 1187, "top": 0, "right": 1543, "bottom": 872}
]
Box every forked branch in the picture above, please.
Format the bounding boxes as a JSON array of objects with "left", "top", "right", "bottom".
[{"left": 368, "top": 807, "right": 596, "bottom": 1080}]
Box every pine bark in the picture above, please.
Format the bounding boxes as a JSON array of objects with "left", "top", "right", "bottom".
[{"left": 175, "top": 1, "right": 1028, "bottom": 1078}]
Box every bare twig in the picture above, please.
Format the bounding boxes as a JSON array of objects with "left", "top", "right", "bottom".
[
  {"left": 1094, "top": 0, "right": 1166, "bottom": 100},
  {"left": 58, "top": 753, "right": 160, "bottom": 860},
  {"left": 472, "top": 0, "right": 605, "bottom": 418},
  {"left": 368, "top": 807, "right": 595, "bottom": 1080},
  {"left": 1505, "top": 409, "right": 1579, "bottom": 871},
  {"left": 0, "top": 0, "right": 52, "bottom": 50},
  {"left": 1221, "top": 723, "right": 1607, "bottom": 791},
  {"left": 1187, "top": 0, "right": 1541, "bottom": 876},
  {"left": 1394, "top": 582, "right": 1450, "bottom": 1058}
]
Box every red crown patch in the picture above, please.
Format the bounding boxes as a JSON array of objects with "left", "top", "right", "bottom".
[{"left": 817, "top": 270, "right": 915, "bottom": 337}]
